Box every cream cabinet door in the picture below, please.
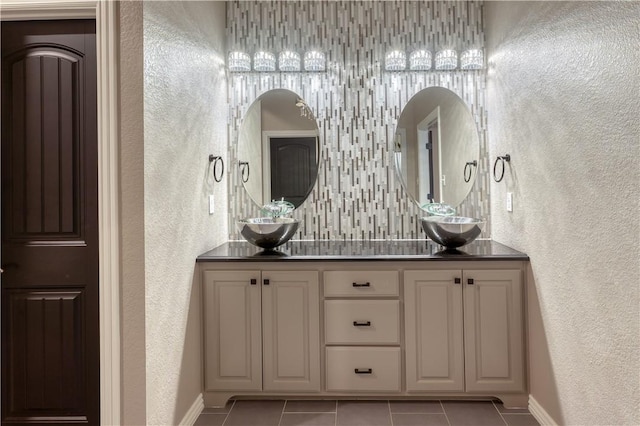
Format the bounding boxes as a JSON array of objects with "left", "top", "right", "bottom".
[
  {"left": 404, "top": 270, "right": 464, "bottom": 391},
  {"left": 463, "top": 269, "right": 525, "bottom": 393},
  {"left": 203, "top": 270, "right": 262, "bottom": 391},
  {"left": 262, "top": 271, "right": 321, "bottom": 392}
]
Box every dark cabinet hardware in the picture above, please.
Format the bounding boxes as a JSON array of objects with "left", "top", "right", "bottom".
[
  {"left": 250, "top": 279, "right": 257, "bottom": 285},
  {"left": 454, "top": 278, "right": 461, "bottom": 284},
  {"left": 352, "top": 282, "right": 370, "bottom": 287},
  {"left": 354, "top": 368, "right": 373, "bottom": 374},
  {"left": 467, "top": 278, "right": 475, "bottom": 285},
  {"left": 353, "top": 321, "right": 371, "bottom": 327},
  {"left": 263, "top": 279, "right": 270, "bottom": 285}
]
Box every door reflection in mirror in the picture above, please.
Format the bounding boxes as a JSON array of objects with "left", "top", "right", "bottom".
[
  {"left": 237, "top": 89, "right": 320, "bottom": 208},
  {"left": 394, "top": 87, "right": 480, "bottom": 209}
]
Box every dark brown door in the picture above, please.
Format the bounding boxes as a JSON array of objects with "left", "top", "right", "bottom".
[
  {"left": 270, "top": 137, "right": 318, "bottom": 208},
  {"left": 1, "top": 20, "right": 99, "bottom": 425}
]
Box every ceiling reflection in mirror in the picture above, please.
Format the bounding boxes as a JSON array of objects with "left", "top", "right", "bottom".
[
  {"left": 237, "top": 89, "right": 320, "bottom": 209},
  {"left": 394, "top": 87, "right": 480, "bottom": 209}
]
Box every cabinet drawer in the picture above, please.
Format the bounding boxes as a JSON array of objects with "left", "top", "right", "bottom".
[
  {"left": 325, "top": 300, "right": 400, "bottom": 345},
  {"left": 326, "top": 347, "right": 401, "bottom": 392},
  {"left": 324, "top": 271, "right": 398, "bottom": 297}
]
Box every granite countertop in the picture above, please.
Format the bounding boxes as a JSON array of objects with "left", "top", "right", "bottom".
[{"left": 196, "top": 239, "right": 528, "bottom": 262}]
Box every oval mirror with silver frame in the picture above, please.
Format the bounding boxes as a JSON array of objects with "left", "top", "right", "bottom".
[
  {"left": 237, "top": 89, "right": 320, "bottom": 209},
  {"left": 393, "top": 87, "right": 480, "bottom": 209}
]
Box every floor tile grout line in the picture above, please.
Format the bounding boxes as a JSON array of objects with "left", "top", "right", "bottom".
[
  {"left": 277, "top": 400, "right": 286, "bottom": 426},
  {"left": 492, "top": 400, "right": 509, "bottom": 426},
  {"left": 388, "top": 400, "right": 395, "bottom": 426},
  {"left": 439, "top": 400, "right": 452, "bottom": 426},
  {"left": 220, "top": 399, "right": 235, "bottom": 426},
  {"left": 334, "top": 400, "right": 337, "bottom": 426}
]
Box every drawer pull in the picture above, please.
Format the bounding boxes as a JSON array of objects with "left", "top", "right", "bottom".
[
  {"left": 354, "top": 368, "right": 373, "bottom": 374},
  {"left": 352, "top": 282, "right": 371, "bottom": 287},
  {"left": 352, "top": 321, "right": 371, "bottom": 327}
]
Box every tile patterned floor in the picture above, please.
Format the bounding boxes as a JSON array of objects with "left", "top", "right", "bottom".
[{"left": 195, "top": 400, "right": 540, "bottom": 426}]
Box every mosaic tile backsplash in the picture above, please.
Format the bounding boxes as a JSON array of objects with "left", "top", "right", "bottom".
[{"left": 227, "top": 0, "right": 490, "bottom": 240}]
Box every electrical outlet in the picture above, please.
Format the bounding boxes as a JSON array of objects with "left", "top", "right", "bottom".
[
  {"left": 506, "top": 192, "right": 513, "bottom": 212},
  {"left": 209, "top": 195, "right": 215, "bottom": 214}
]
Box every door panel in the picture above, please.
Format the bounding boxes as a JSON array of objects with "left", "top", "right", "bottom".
[
  {"left": 262, "top": 271, "right": 320, "bottom": 392},
  {"left": 463, "top": 269, "right": 525, "bottom": 393},
  {"left": 269, "top": 137, "right": 317, "bottom": 207},
  {"left": 203, "top": 271, "right": 262, "bottom": 392},
  {"left": 1, "top": 20, "right": 99, "bottom": 425},
  {"left": 4, "top": 289, "right": 86, "bottom": 422},
  {"left": 404, "top": 270, "right": 464, "bottom": 392}
]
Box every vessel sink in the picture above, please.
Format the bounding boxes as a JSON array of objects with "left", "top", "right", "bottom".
[
  {"left": 237, "top": 217, "right": 300, "bottom": 249},
  {"left": 421, "top": 216, "right": 485, "bottom": 248}
]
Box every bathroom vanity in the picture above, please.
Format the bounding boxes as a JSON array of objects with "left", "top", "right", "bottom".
[{"left": 196, "top": 240, "right": 529, "bottom": 408}]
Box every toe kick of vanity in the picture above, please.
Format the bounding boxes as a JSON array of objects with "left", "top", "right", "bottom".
[{"left": 197, "top": 241, "right": 530, "bottom": 409}]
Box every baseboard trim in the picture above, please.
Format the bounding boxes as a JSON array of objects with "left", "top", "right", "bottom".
[
  {"left": 529, "top": 395, "right": 558, "bottom": 426},
  {"left": 179, "top": 393, "right": 205, "bottom": 426}
]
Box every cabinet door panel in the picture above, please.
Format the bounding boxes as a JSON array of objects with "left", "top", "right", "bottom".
[
  {"left": 203, "top": 271, "right": 261, "bottom": 391},
  {"left": 262, "top": 271, "right": 320, "bottom": 392},
  {"left": 404, "top": 270, "right": 464, "bottom": 391},
  {"left": 464, "top": 269, "right": 524, "bottom": 392}
]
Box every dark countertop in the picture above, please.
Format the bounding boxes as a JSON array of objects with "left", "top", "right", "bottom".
[{"left": 196, "top": 239, "right": 528, "bottom": 262}]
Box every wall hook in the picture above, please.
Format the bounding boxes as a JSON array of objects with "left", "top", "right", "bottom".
[
  {"left": 493, "top": 154, "right": 511, "bottom": 182},
  {"left": 239, "top": 161, "right": 250, "bottom": 183},
  {"left": 463, "top": 160, "right": 477, "bottom": 183},
  {"left": 209, "top": 155, "right": 224, "bottom": 182}
]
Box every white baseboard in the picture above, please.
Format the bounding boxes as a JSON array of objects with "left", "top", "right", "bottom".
[
  {"left": 179, "top": 393, "right": 204, "bottom": 426},
  {"left": 529, "top": 395, "right": 558, "bottom": 426}
]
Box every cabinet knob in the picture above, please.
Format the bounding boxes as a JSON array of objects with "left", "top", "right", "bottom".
[
  {"left": 263, "top": 279, "right": 270, "bottom": 286},
  {"left": 354, "top": 368, "right": 373, "bottom": 374},
  {"left": 250, "top": 279, "right": 257, "bottom": 285},
  {"left": 352, "top": 282, "right": 370, "bottom": 287},
  {"left": 467, "top": 278, "right": 474, "bottom": 285},
  {"left": 352, "top": 321, "right": 371, "bottom": 327},
  {"left": 454, "top": 278, "right": 461, "bottom": 284}
]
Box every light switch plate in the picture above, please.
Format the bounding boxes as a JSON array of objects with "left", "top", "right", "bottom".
[
  {"left": 209, "top": 195, "right": 215, "bottom": 214},
  {"left": 506, "top": 192, "right": 513, "bottom": 212}
]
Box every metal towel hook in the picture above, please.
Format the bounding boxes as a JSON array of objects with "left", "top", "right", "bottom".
[
  {"left": 463, "top": 160, "right": 477, "bottom": 183},
  {"left": 239, "top": 161, "right": 250, "bottom": 183},
  {"left": 209, "top": 155, "right": 224, "bottom": 183},
  {"left": 493, "top": 154, "right": 511, "bottom": 183}
]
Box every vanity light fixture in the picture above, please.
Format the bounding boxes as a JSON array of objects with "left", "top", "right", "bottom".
[
  {"left": 435, "top": 49, "right": 458, "bottom": 70},
  {"left": 460, "top": 48, "right": 484, "bottom": 70},
  {"left": 253, "top": 51, "right": 276, "bottom": 71},
  {"left": 228, "top": 51, "right": 251, "bottom": 72},
  {"left": 385, "top": 50, "right": 406, "bottom": 71},
  {"left": 295, "top": 98, "right": 313, "bottom": 119},
  {"left": 278, "top": 50, "right": 301, "bottom": 71},
  {"left": 304, "top": 50, "right": 326, "bottom": 71},
  {"left": 409, "top": 49, "right": 432, "bottom": 71}
]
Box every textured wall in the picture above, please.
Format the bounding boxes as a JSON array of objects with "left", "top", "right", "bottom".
[
  {"left": 227, "top": 0, "right": 490, "bottom": 240},
  {"left": 143, "top": 2, "right": 228, "bottom": 424},
  {"left": 119, "top": 2, "right": 146, "bottom": 424},
  {"left": 485, "top": 1, "right": 640, "bottom": 424}
]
